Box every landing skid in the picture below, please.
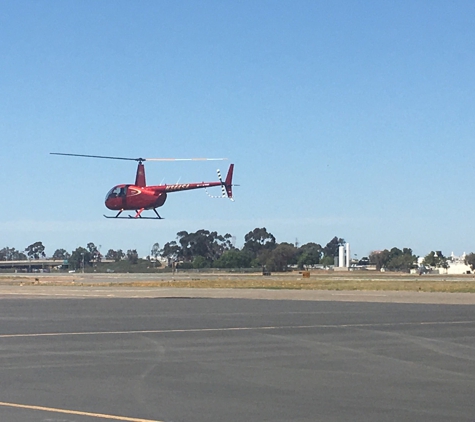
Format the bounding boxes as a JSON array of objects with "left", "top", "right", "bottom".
[
  {"left": 103, "top": 208, "right": 164, "bottom": 219},
  {"left": 103, "top": 215, "right": 164, "bottom": 220}
]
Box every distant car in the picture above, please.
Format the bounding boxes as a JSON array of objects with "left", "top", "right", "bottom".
[
  {"left": 358, "top": 257, "right": 370, "bottom": 266},
  {"left": 68, "top": 270, "right": 75, "bottom": 273}
]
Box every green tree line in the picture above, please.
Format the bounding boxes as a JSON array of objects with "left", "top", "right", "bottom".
[
  {"left": 0, "top": 230, "right": 343, "bottom": 272},
  {"left": 158, "top": 228, "right": 345, "bottom": 271},
  {"left": 2, "top": 231, "right": 475, "bottom": 273}
]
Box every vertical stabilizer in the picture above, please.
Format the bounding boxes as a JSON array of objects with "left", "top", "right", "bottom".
[{"left": 225, "top": 164, "right": 234, "bottom": 200}]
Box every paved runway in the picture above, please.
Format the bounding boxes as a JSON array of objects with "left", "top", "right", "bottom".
[{"left": 0, "top": 297, "right": 474, "bottom": 421}]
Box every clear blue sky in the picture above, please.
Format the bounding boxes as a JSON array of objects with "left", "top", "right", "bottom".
[{"left": 1, "top": 0, "right": 474, "bottom": 259}]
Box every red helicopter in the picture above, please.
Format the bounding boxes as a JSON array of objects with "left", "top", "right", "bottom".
[{"left": 51, "top": 153, "right": 235, "bottom": 219}]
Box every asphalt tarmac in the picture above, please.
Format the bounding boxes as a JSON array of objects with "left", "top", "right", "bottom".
[{"left": 0, "top": 294, "right": 474, "bottom": 422}]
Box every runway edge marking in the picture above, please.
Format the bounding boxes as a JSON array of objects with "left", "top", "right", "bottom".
[
  {"left": 0, "top": 401, "right": 162, "bottom": 422},
  {"left": 1, "top": 320, "right": 475, "bottom": 339}
]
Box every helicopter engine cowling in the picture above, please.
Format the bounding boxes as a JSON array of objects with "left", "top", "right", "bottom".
[{"left": 152, "top": 192, "right": 167, "bottom": 208}]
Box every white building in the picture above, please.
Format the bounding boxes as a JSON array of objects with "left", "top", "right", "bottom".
[
  {"left": 335, "top": 243, "right": 351, "bottom": 271},
  {"left": 417, "top": 252, "right": 472, "bottom": 275},
  {"left": 442, "top": 252, "right": 472, "bottom": 275}
]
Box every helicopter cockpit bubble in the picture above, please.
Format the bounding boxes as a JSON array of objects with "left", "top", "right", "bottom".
[{"left": 105, "top": 186, "right": 121, "bottom": 201}]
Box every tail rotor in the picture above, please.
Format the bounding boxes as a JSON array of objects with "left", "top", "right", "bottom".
[
  {"left": 217, "top": 169, "right": 227, "bottom": 198},
  {"left": 205, "top": 164, "right": 235, "bottom": 201}
]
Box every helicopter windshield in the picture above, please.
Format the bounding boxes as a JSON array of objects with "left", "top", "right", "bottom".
[{"left": 105, "top": 186, "right": 127, "bottom": 201}]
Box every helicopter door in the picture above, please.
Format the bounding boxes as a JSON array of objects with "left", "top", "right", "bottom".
[{"left": 120, "top": 185, "right": 129, "bottom": 208}]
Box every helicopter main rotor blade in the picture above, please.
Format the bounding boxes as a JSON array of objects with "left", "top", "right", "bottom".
[
  {"left": 145, "top": 157, "right": 227, "bottom": 161},
  {"left": 50, "top": 153, "right": 227, "bottom": 162},
  {"left": 50, "top": 153, "right": 141, "bottom": 161}
]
